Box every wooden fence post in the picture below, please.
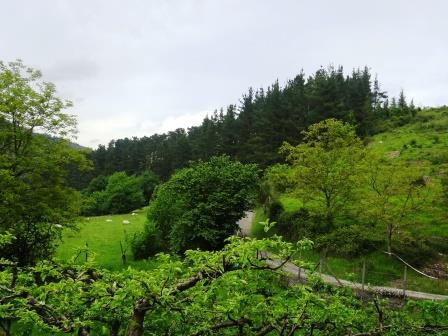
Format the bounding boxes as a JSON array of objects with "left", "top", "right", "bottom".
[
  {"left": 403, "top": 265, "right": 407, "bottom": 298},
  {"left": 361, "top": 259, "right": 366, "bottom": 292}
]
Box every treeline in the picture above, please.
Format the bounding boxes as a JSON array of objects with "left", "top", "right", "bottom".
[
  {"left": 75, "top": 65, "right": 417, "bottom": 187},
  {"left": 81, "top": 171, "right": 159, "bottom": 216}
]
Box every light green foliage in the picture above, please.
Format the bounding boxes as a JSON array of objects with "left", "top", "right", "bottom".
[
  {"left": 2, "top": 236, "right": 448, "bottom": 335},
  {"left": 258, "top": 108, "right": 448, "bottom": 290},
  {"left": 0, "top": 60, "right": 88, "bottom": 265},
  {"left": 360, "top": 155, "right": 431, "bottom": 254},
  {"left": 280, "top": 119, "right": 365, "bottom": 228},
  {"left": 142, "top": 156, "right": 259, "bottom": 253},
  {"left": 0, "top": 232, "right": 14, "bottom": 247}
]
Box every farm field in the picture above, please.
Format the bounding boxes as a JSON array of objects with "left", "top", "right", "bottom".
[{"left": 56, "top": 208, "right": 152, "bottom": 270}]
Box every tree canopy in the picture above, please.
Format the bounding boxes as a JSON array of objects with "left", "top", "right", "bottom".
[
  {"left": 0, "top": 60, "right": 88, "bottom": 265},
  {"left": 280, "top": 119, "right": 365, "bottom": 228},
  {"left": 79, "top": 65, "right": 417, "bottom": 187}
]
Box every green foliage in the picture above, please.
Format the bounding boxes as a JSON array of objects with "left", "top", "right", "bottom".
[
  {"left": 139, "top": 156, "right": 259, "bottom": 254},
  {"left": 262, "top": 111, "right": 448, "bottom": 261},
  {"left": 316, "top": 224, "right": 383, "bottom": 257},
  {"left": 81, "top": 171, "right": 150, "bottom": 216},
  {"left": 131, "top": 223, "right": 164, "bottom": 260},
  {"left": 280, "top": 119, "right": 365, "bottom": 228},
  {"left": 103, "top": 172, "right": 145, "bottom": 214},
  {"left": 276, "top": 208, "right": 326, "bottom": 242},
  {"left": 267, "top": 199, "right": 284, "bottom": 222},
  {"left": 84, "top": 175, "right": 108, "bottom": 194},
  {"left": 85, "top": 65, "right": 415, "bottom": 182},
  {"left": 0, "top": 60, "right": 88, "bottom": 265},
  {"left": 2, "top": 236, "right": 448, "bottom": 335},
  {"left": 138, "top": 170, "right": 160, "bottom": 203},
  {"left": 360, "top": 156, "right": 431, "bottom": 254}
]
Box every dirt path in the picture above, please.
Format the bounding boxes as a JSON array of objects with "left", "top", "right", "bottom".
[
  {"left": 237, "top": 213, "right": 448, "bottom": 301},
  {"left": 237, "top": 211, "right": 254, "bottom": 237},
  {"left": 265, "top": 255, "right": 448, "bottom": 301}
]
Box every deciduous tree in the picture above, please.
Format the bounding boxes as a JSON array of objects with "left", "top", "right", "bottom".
[{"left": 0, "top": 60, "right": 87, "bottom": 265}]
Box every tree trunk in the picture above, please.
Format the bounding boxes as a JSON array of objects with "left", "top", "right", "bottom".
[
  {"left": 128, "top": 299, "right": 148, "bottom": 336},
  {"left": 110, "top": 321, "right": 120, "bottom": 336},
  {"left": 387, "top": 223, "right": 393, "bottom": 254},
  {"left": 78, "top": 327, "right": 90, "bottom": 336}
]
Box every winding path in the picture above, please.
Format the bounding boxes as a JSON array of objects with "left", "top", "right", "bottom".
[{"left": 237, "top": 212, "right": 448, "bottom": 301}]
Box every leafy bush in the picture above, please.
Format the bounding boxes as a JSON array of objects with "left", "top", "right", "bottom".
[
  {"left": 131, "top": 223, "right": 164, "bottom": 259},
  {"left": 316, "top": 224, "right": 382, "bottom": 257},
  {"left": 136, "top": 156, "right": 259, "bottom": 254},
  {"left": 138, "top": 170, "right": 160, "bottom": 203},
  {"left": 81, "top": 172, "right": 147, "bottom": 215},
  {"left": 84, "top": 175, "right": 108, "bottom": 194},
  {"left": 103, "top": 172, "right": 145, "bottom": 214},
  {"left": 267, "top": 200, "right": 284, "bottom": 222},
  {"left": 276, "top": 208, "right": 326, "bottom": 242},
  {"left": 81, "top": 191, "right": 107, "bottom": 216},
  {"left": 393, "top": 233, "right": 437, "bottom": 266}
]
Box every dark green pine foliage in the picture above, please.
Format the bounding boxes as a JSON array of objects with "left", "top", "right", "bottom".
[{"left": 84, "top": 65, "right": 415, "bottom": 183}]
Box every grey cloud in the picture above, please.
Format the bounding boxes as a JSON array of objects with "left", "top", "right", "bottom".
[
  {"left": 43, "top": 59, "right": 100, "bottom": 81},
  {"left": 0, "top": 0, "right": 447, "bottom": 147}
]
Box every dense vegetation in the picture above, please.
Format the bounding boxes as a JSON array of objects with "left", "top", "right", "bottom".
[
  {"left": 81, "top": 171, "right": 159, "bottom": 216},
  {"left": 2, "top": 233, "right": 448, "bottom": 336},
  {"left": 0, "top": 60, "right": 88, "bottom": 266},
  {"left": 74, "top": 65, "right": 417, "bottom": 187},
  {"left": 260, "top": 108, "right": 448, "bottom": 274},
  {"left": 132, "top": 156, "right": 259, "bottom": 258},
  {"left": 258, "top": 117, "right": 448, "bottom": 265}
]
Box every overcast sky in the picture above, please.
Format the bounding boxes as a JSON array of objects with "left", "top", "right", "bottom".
[{"left": 1, "top": 1, "right": 447, "bottom": 147}]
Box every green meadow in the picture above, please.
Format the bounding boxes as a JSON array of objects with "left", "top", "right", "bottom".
[{"left": 56, "top": 208, "right": 151, "bottom": 270}]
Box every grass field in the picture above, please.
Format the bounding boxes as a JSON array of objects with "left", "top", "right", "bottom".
[{"left": 56, "top": 208, "right": 151, "bottom": 270}]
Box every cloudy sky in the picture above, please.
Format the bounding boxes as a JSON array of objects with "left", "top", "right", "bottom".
[{"left": 1, "top": 1, "right": 447, "bottom": 147}]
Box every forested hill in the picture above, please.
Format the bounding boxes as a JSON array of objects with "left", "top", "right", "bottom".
[{"left": 77, "top": 65, "right": 417, "bottom": 186}]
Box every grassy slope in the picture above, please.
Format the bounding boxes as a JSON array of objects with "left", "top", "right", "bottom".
[
  {"left": 56, "top": 208, "right": 152, "bottom": 270},
  {"left": 252, "top": 107, "right": 448, "bottom": 294},
  {"left": 369, "top": 107, "right": 448, "bottom": 238}
]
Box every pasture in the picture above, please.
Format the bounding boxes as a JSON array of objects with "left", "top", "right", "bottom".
[{"left": 56, "top": 208, "right": 152, "bottom": 270}]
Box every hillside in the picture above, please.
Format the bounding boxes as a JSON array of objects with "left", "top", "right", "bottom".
[
  {"left": 369, "top": 106, "right": 448, "bottom": 238},
  {"left": 251, "top": 107, "right": 448, "bottom": 295}
]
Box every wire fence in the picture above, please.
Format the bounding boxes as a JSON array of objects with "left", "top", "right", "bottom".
[{"left": 311, "top": 252, "right": 448, "bottom": 296}]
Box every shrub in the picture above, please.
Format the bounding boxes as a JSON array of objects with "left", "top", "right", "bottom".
[
  {"left": 316, "top": 224, "right": 382, "bottom": 257},
  {"left": 136, "top": 156, "right": 259, "bottom": 254},
  {"left": 276, "top": 208, "right": 326, "bottom": 242},
  {"left": 103, "top": 172, "right": 145, "bottom": 214},
  {"left": 138, "top": 170, "right": 160, "bottom": 203},
  {"left": 81, "top": 191, "right": 107, "bottom": 216},
  {"left": 393, "top": 233, "right": 437, "bottom": 266},
  {"left": 84, "top": 175, "right": 108, "bottom": 194},
  {"left": 131, "top": 224, "right": 164, "bottom": 259},
  {"left": 81, "top": 172, "right": 146, "bottom": 216},
  {"left": 267, "top": 200, "right": 284, "bottom": 222}
]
